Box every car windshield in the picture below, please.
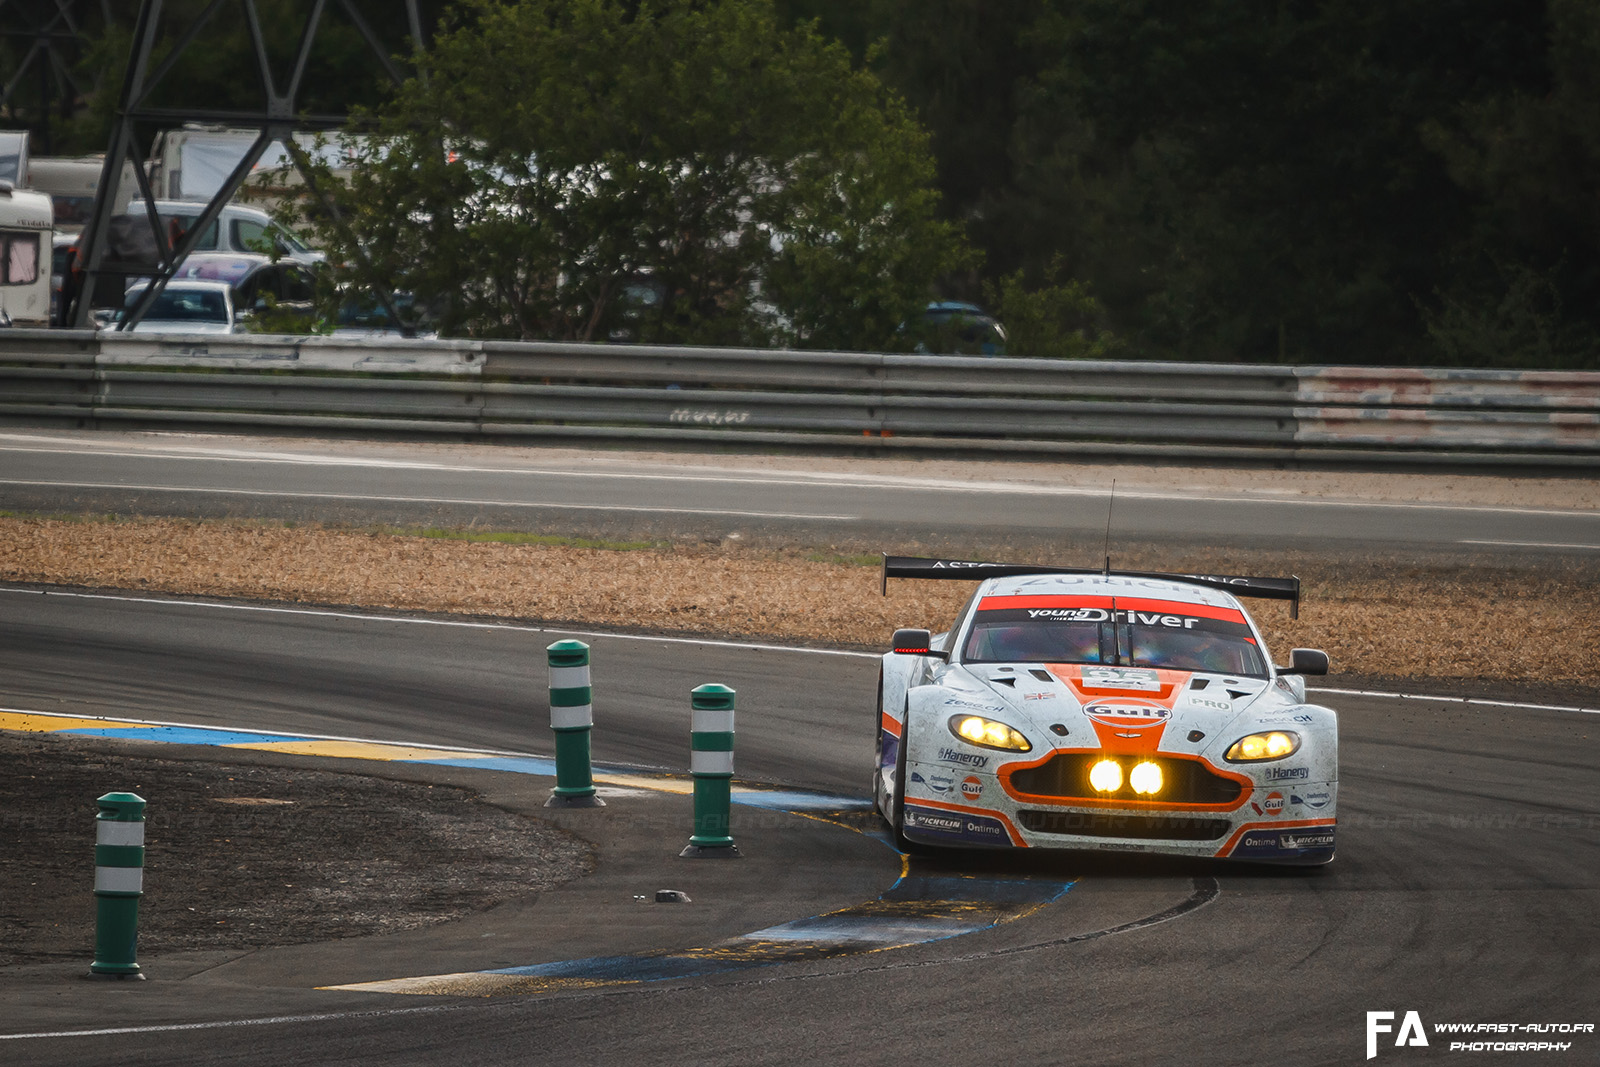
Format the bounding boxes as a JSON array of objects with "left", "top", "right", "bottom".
[
  {"left": 128, "top": 287, "right": 228, "bottom": 323},
  {"left": 960, "top": 596, "right": 1268, "bottom": 677}
]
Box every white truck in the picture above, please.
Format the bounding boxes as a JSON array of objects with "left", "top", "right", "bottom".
[
  {"left": 0, "top": 181, "right": 53, "bottom": 327},
  {"left": 148, "top": 124, "right": 359, "bottom": 205},
  {"left": 26, "top": 155, "right": 137, "bottom": 233}
]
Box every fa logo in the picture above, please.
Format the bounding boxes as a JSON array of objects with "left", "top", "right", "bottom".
[{"left": 1367, "top": 1011, "right": 1429, "bottom": 1059}]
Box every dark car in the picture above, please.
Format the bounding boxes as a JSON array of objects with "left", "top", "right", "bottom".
[
  {"left": 911, "top": 301, "right": 1008, "bottom": 356},
  {"left": 174, "top": 252, "right": 318, "bottom": 328}
]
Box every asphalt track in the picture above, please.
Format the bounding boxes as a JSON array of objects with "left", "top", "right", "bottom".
[
  {"left": 3, "top": 429, "right": 1600, "bottom": 555},
  {"left": 1, "top": 590, "right": 1597, "bottom": 1066}
]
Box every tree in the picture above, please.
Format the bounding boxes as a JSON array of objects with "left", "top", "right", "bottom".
[{"left": 293, "top": 0, "right": 969, "bottom": 347}]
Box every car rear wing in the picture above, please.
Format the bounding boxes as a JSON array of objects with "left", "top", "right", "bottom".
[{"left": 881, "top": 554, "right": 1301, "bottom": 618}]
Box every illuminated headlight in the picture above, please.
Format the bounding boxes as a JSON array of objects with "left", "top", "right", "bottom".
[
  {"left": 1225, "top": 731, "right": 1301, "bottom": 762},
  {"left": 949, "top": 715, "right": 1032, "bottom": 752},
  {"left": 1129, "top": 761, "right": 1163, "bottom": 796},
  {"left": 1089, "top": 759, "right": 1122, "bottom": 792}
]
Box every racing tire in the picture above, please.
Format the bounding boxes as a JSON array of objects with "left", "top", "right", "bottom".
[
  {"left": 887, "top": 702, "right": 927, "bottom": 855},
  {"left": 871, "top": 668, "right": 888, "bottom": 818}
]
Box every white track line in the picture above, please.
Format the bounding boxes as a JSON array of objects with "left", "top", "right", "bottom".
[
  {"left": 0, "top": 587, "right": 880, "bottom": 657},
  {"left": 1309, "top": 686, "right": 1597, "bottom": 715},
  {"left": 5, "top": 588, "right": 1592, "bottom": 710},
  {"left": 1458, "top": 539, "right": 1600, "bottom": 551},
  {"left": 2, "top": 434, "right": 1597, "bottom": 516},
  {"left": 0, "top": 1006, "right": 455, "bottom": 1043}
]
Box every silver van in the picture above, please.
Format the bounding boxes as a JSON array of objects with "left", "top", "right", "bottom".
[{"left": 126, "top": 199, "right": 323, "bottom": 266}]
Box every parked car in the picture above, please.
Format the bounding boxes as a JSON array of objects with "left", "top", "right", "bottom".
[
  {"left": 330, "top": 291, "right": 438, "bottom": 339},
  {"left": 910, "top": 301, "right": 1008, "bottom": 356},
  {"left": 115, "top": 279, "right": 240, "bottom": 333},
  {"left": 126, "top": 199, "right": 323, "bottom": 266},
  {"left": 173, "top": 252, "right": 317, "bottom": 327}
]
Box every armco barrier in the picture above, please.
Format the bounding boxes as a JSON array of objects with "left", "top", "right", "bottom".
[{"left": 0, "top": 328, "right": 1595, "bottom": 464}]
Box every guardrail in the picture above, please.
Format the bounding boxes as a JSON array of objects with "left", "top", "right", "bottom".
[{"left": 0, "top": 328, "right": 1596, "bottom": 466}]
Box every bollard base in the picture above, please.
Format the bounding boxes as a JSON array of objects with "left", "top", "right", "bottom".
[
  {"left": 680, "top": 842, "right": 741, "bottom": 859},
  {"left": 87, "top": 970, "right": 146, "bottom": 981},
  {"left": 545, "top": 792, "right": 606, "bottom": 808}
]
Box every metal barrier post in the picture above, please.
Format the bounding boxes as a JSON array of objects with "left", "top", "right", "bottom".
[
  {"left": 682, "top": 683, "right": 740, "bottom": 858},
  {"left": 546, "top": 639, "right": 604, "bottom": 808},
  {"left": 89, "top": 791, "right": 147, "bottom": 980}
]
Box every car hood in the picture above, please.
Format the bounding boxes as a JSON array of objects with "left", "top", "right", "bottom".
[{"left": 941, "top": 662, "right": 1293, "bottom": 749}]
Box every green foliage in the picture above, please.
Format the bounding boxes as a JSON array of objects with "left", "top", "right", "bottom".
[
  {"left": 1421, "top": 260, "right": 1597, "bottom": 369},
  {"left": 36, "top": 0, "right": 1600, "bottom": 368},
  {"left": 841, "top": 0, "right": 1598, "bottom": 369},
  {"left": 987, "top": 261, "right": 1123, "bottom": 360},
  {"left": 291, "top": 0, "right": 968, "bottom": 348}
]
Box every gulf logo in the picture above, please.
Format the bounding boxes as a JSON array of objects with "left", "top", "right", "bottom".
[
  {"left": 961, "top": 776, "right": 984, "bottom": 801},
  {"left": 1084, "top": 701, "right": 1171, "bottom": 731},
  {"left": 1261, "top": 792, "right": 1286, "bottom": 817}
]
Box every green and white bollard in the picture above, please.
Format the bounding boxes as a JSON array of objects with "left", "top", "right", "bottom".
[
  {"left": 546, "top": 639, "right": 604, "bottom": 808},
  {"left": 681, "top": 683, "right": 740, "bottom": 858},
  {"left": 89, "top": 791, "right": 147, "bottom": 980}
]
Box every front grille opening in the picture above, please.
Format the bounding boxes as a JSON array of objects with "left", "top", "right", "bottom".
[
  {"left": 1008, "top": 753, "right": 1243, "bottom": 805},
  {"left": 1018, "top": 809, "right": 1231, "bottom": 841}
]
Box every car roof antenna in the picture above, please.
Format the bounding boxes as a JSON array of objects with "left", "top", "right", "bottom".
[{"left": 1102, "top": 479, "right": 1117, "bottom": 576}]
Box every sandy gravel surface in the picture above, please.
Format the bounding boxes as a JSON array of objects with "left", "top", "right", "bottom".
[
  {"left": 2, "top": 514, "right": 1596, "bottom": 689},
  {"left": 0, "top": 730, "right": 593, "bottom": 965}
]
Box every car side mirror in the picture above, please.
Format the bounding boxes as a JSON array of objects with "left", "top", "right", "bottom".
[
  {"left": 1277, "top": 648, "right": 1329, "bottom": 676},
  {"left": 891, "top": 628, "right": 948, "bottom": 660}
]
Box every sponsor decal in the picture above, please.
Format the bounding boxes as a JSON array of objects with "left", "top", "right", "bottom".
[
  {"left": 1252, "top": 791, "right": 1286, "bottom": 817},
  {"left": 935, "top": 747, "right": 990, "bottom": 769},
  {"left": 1084, "top": 700, "right": 1171, "bottom": 731},
  {"left": 1258, "top": 714, "right": 1314, "bottom": 724},
  {"left": 960, "top": 776, "right": 984, "bottom": 800},
  {"left": 944, "top": 698, "right": 1006, "bottom": 714},
  {"left": 1264, "top": 766, "right": 1309, "bottom": 781},
  {"left": 904, "top": 807, "right": 1011, "bottom": 845},
  {"left": 1022, "top": 607, "right": 1201, "bottom": 629},
  {"left": 928, "top": 774, "right": 955, "bottom": 795},
  {"left": 1297, "top": 790, "right": 1331, "bottom": 809},
  {"left": 1188, "top": 696, "right": 1233, "bottom": 712},
  {"left": 1232, "top": 825, "right": 1337, "bottom": 861},
  {"left": 1079, "top": 666, "right": 1162, "bottom": 691},
  {"left": 1023, "top": 691, "right": 1057, "bottom": 701},
  {"left": 905, "top": 809, "right": 963, "bottom": 834}
]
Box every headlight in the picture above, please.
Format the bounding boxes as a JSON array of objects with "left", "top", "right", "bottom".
[
  {"left": 1129, "top": 761, "right": 1163, "bottom": 795},
  {"left": 948, "top": 714, "right": 1032, "bottom": 752},
  {"left": 1089, "top": 759, "right": 1122, "bottom": 792},
  {"left": 1225, "top": 731, "right": 1301, "bottom": 762}
]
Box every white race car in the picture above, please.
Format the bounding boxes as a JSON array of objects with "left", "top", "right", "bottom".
[{"left": 876, "top": 556, "right": 1337, "bottom": 865}]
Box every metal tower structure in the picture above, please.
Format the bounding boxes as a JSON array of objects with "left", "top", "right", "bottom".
[
  {"left": 69, "top": 0, "right": 425, "bottom": 329},
  {"left": 0, "top": 0, "right": 114, "bottom": 155}
]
